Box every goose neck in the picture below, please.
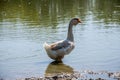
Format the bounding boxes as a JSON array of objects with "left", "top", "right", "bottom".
[{"left": 67, "top": 23, "right": 74, "bottom": 41}]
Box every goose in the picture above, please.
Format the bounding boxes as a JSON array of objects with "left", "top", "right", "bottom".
[{"left": 43, "top": 18, "right": 81, "bottom": 61}]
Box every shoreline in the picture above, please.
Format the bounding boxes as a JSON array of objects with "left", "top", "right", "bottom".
[{"left": 15, "top": 70, "right": 120, "bottom": 80}]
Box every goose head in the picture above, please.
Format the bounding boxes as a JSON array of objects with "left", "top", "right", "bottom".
[{"left": 70, "top": 18, "right": 82, "bottom": 25}]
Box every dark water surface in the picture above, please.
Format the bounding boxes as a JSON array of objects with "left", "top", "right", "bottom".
[{"left": 0, "top": 0, "right": 120, "bottom": 80}]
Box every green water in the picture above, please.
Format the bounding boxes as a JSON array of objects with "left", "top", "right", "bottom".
[{"left": 0, "top": 0, "right": 120, "bottom": 80}]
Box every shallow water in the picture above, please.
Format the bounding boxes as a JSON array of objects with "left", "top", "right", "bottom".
[{"left": 0, "top": 0, "right": 120, "bottom": 80}]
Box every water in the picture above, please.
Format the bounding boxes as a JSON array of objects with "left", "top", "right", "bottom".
[{"left": 0, "top": 0, "right": 120, "bottom": 79}]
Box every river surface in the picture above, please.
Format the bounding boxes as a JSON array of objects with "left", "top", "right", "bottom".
[{"left": 0, "top": 0, "right": 120, "bottom": 80}]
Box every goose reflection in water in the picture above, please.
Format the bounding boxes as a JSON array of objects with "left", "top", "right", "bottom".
[{"left": 45, "top": 61, "right": 73, "bottom": 76}]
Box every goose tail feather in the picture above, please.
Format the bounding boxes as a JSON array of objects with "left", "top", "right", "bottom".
[
  {"left": 43, "top": 42, "right": 56, "bottom": 59},
  {"left": 43, "top": 42, "right": 50, "bottom": 50}
]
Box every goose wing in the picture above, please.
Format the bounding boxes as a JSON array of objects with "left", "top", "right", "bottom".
[{"left": 50, "top": 40, "right": 70, "bottom": 50}]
